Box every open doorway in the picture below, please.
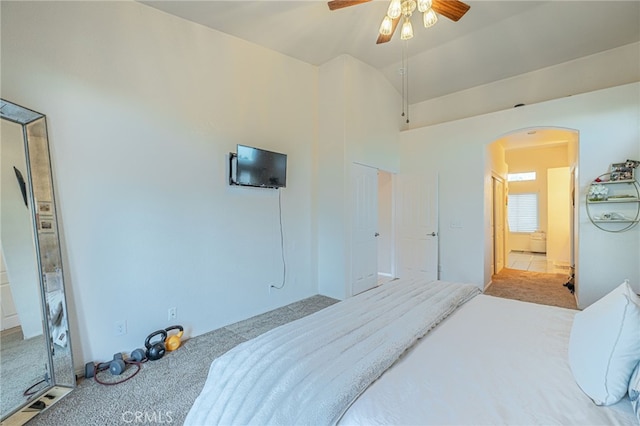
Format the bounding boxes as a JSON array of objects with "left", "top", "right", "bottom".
[
  {"left": 491, "top": 175, "right": 506, "bottom": 275},
  {"left": 377, "top": 170, "right": 395, "bottom": 285},
  {"left": 350, "top": 164, "right": 396, "bottom": 296},
  {"left": 486, "top": 128, "right": 578, "bottom": 309}
]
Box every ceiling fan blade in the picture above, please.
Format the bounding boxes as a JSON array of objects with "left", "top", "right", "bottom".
[
  {"left": 376, "top": 16, "right": 401, "bottom": 44},
  {"left": 327, "top": 0, "right": 372, "bottom": 11},
  {"left": 432, "top": 0, "right": 470, "bottom": 22}
]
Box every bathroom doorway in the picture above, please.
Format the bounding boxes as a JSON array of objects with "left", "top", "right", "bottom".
[{"left": 487, "top": 128, "right": 578, "bottom": 306}]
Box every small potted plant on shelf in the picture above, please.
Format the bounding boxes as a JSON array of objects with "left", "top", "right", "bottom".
[{"left": 588, "top": 183, "right": 608, "bottom": 201}]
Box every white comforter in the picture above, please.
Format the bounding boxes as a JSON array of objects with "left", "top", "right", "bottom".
[
  {"left": 185, "top": 279, "right": 480, "bottom": 426},
  {"left": 340, "top": 294, "right": 637, "bottom": 425}
]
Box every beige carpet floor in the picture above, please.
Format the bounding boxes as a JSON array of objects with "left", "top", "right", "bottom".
[
  {"left": 28, "top": 295, "right": 339, "bottom": 426},
  {"left": 486, "top": 268, "right": 577, "bottom": 310},
  {"left": 0, "top": 327, "right": 49, "bottom": 415}
]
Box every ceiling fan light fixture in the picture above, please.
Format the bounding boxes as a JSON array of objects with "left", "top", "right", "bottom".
[
  {"left": 379, "top": 15, "right": 394, "bottom": 36},
  {"left": 423, "top": 8, "right": 438, "bottom": 28},
  {"left": 417, "top": 0, "right": 432, "bottom": 13},
  {"left": 400, "top": 16, "right": 414, "bottom": 40},
  {"left": 387, "top": 0, "right": 402, "bottom": 19},
  {"left": 401, "top": 0, "right": 416, "bottom": 16}
]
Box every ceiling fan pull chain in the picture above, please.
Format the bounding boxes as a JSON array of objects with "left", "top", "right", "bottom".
[
  {"left": 404, "top": 40, "right": 410, "bottom": 124},
  {"left": 406, "top": 51, "right": 410, "bottom": 124},
  {"left": 401, "top": 41, "right": 406, "bottom": 119}
]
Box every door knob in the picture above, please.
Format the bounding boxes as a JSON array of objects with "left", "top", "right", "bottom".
[
  {"left": 428, "top": 232, "right": 437, "bottom": 236},
  {"left": 374, "top": 232, "right": 380, "bottom": 237}
]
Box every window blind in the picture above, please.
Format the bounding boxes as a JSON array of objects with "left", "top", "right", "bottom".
[{"left": 508, "top": 193, "right": 538, "bottom": 232}]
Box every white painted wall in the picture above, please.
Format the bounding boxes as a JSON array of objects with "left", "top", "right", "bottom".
[
  {"left": 409, "top": 42, "right": 640, "bottom": 128},
  {"left": 2, "top": 1, "right": 319, "bottom": 366},
  {"left": 402, "top": 83, "right": 640, "bottom": 308},
  {"left": 316, "top": 56, "right": 348, "bottom": 300},
  {"left": 317, "top": 55, "right": 400, "bottom": 300}
]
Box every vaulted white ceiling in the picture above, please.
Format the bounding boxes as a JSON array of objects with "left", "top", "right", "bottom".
[{"left": 140, "top": 1, "right": 640, "bottom": 105}]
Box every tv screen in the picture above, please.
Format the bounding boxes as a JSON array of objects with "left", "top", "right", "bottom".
[{"left": 235, "top": 144, "right": 287, "bottom": 188}]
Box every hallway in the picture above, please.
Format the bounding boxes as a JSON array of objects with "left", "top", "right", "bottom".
[
  {"left": 489, "top": 251, "right": 576, "bottom": 309},
  {"left": 487, "top": 266, "right": 577, "bottom": 310}
]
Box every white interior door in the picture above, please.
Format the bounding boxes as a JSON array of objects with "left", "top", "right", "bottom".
[
  {"left": 493, "top": 176, "right": 505, "bottom": 274},
  {"left": 0, "top": 249, "right": 21, "bottom": 331},
  {"left": 396, "top": 173, "right": 438, "bottom": 280},
  {"left": 351, "top": 163, "right": 379, "bottom": 295}
]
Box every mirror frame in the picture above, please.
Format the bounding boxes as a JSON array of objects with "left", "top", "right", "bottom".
[{"left": 1, "top": 99, "right": 74, "bottom": 425}]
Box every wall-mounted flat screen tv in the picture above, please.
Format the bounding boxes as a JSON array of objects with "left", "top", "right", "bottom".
[{"left": 232, "top": 144, "right": 287, "bottom": 189}]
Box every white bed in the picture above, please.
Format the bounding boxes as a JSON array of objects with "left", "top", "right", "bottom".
[
  {"left": 186, "top": 279, "right": 640, "bottom": 426},
  {"left": 341, "top": 294, "right": 635, "bottom": 425}
]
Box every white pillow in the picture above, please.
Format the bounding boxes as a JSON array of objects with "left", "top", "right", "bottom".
[
  {"left": 630, "top": 362, "right": 640, "bottom": 422},
  {"left": 568, "top": 281, "right": 640, "bottom": 405}
]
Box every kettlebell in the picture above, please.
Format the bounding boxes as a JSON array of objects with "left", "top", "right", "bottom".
[
  {"left": 165, "top": 325, "right": 184, "bottom": 352},
  {"left": 145, "top": 329, "right": 167, "bottom": 361}
]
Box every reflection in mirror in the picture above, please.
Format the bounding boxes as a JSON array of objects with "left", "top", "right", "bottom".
[{"left": 1, "top": 100, "right": 74, "bottom": 424}]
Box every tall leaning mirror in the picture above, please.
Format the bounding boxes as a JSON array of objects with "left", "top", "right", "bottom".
[{"left": 1, "top": 99, "right": 74, "bottom": 425}]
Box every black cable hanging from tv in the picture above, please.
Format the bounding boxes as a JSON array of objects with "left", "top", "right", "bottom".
[{"left": 271, "top": 188, "right": 286, "bottom": 290}]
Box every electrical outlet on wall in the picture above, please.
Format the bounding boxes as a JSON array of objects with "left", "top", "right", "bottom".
[{"left": 114, "top": 320, "right": 127, "bottom": 336}]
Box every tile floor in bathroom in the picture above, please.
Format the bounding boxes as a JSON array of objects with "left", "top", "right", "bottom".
[{"left": 507, "top": 251, "right": 571, "bottom": 274}]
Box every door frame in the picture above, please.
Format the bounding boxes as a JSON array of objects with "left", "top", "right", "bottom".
[
  {"left": 491, "top": 174, "right": 506, "bottom": 275},
  {"left": 377, "top": 169, "right": 396, "bottom": 281},
  {"left": 349, "top": 163, "right": 398, "bottom": 296},
  {"left": 484, "top": 127, "right": 579, "bottom": 295},
  {"left": 349, "top": 163, "right": 397, "bottom": 296}
]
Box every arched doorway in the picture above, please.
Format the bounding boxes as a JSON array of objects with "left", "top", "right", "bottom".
[{"left": 485, "top": 127, "right": 579, "bottom": 309}]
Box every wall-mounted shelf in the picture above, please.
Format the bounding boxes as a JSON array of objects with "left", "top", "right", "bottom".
[
  {"left": 586, "top": 170, "right": 640, "bottom": 232},
  {"left": 591, "top": 219, "right": 640, "bottom": 223},
  {"left": 587, "top": 198, "right": 640, "bottom": 204}
]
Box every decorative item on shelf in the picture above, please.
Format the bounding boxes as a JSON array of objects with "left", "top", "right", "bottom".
[
  {"left": 625, "top": 159, "right": 640, "bottom": 168},
  {"left": 596, "top": 212, "right": 628, "bottom": 221},
  {"left": 610, "top": 160, "right": 639, "bottom": 181},
  {"left": 588, "top": 184, "right": 609, "bottom": 201}
]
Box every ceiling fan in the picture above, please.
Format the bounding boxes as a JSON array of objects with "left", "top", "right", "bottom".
[{"left": 327, "top": 0, "right": 470, "bottom": 44}]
